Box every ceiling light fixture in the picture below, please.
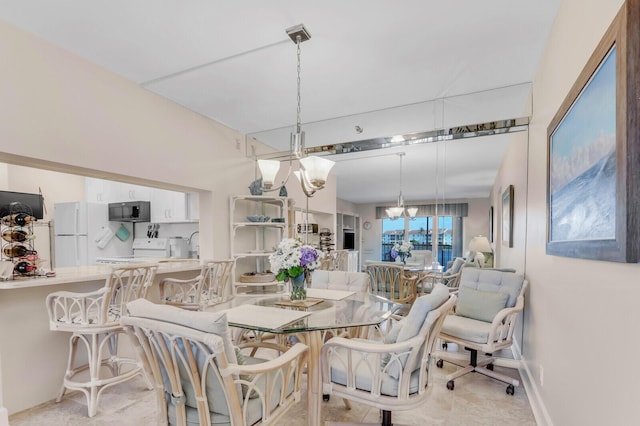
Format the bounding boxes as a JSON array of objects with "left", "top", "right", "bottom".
[
  {"left": 385, "top": 153, "right": 417, "bottom": 220},
  {"left": 257, "top": 24, "right": 335, "bottom": 197}
]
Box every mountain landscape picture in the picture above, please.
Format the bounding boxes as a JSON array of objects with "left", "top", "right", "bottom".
[{"left": 549, "top": 46, "right": 616, "bottom": 242}]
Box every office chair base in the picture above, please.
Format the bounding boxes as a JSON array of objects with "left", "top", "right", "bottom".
[
  {"left": 327, "top": 409, "right": 412, "bottom": 426},
  {"left": 438, "top": 349, "right": 520, "bottom": 395}
]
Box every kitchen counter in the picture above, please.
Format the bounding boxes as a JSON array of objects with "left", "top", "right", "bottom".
[
  {"left": 0, "top": 259, "right": 203, "bottom": 416},
  {"left": 0, "top": 259, "right": 203, "bottom": 290}
]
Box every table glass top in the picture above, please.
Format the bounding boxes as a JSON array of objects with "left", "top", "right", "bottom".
[{"left": 206, "top": 291, "right": 400, "bottom": 334}]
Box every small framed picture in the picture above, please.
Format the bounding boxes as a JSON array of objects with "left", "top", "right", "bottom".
[
  {"left": 489, "top": 206, "right": 494, "bottom": 243},
  {"left": 502, "top": 185, "right": 514, "bottom": 248}
]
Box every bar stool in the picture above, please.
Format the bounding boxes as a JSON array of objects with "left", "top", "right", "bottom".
[
  {"left": 46, "top": 263, "right": 158, "bottom": 417},
  {"left": 200, "top": 259, "right": 235, "bottom": 304}
]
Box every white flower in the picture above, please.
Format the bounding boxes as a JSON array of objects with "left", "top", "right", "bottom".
[
  {"left": 392, "top": 240, "right": 413, "bottom": 254},
  {"left": 268, "top": 238, "right": 325, "bottom": 281}
]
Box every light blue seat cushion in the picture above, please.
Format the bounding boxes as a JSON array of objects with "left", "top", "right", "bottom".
[
  {"left": 396, "top": 284, "right": 449, "bottom": 342},
  {"left": 383, "top": 284, "right": 449, "bottom": 378},
  {"left": 458, "top": 268, "right": 524, "bottom": 308},
  {"left": 166, "top": 354, "right": 294, "bottom": 426},
  {"left": 444, "top": 257, "right": 465, "bottom": 276},
  {"left": 329, "top": 346, "right": 426, "bottom": 397},
  {"left": 455, "top": 287, "right": 509, "bottom": 323},
  {"left": 126, "top": 299, "right": 238, "bottom": 366},
  {"left": 440, "top": 315, "right": 499, "bottom": 344}
]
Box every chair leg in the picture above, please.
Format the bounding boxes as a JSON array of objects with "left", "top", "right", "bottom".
[
  {"left": 381, "top": 410, "right": 392, "bottom": 426},
  {"left": 87, "top": 333, "right": 102, "bottom": 417},
  {"left": 57, "top": 334, "right": 79, "bottom": 403},
  {"left": 57, "top": 330, "right": 148, "bottom": 417}
]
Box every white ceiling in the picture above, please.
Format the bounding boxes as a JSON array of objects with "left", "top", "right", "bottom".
[{"left": 0, "top": 0, "right": 559, "bottom": 204}]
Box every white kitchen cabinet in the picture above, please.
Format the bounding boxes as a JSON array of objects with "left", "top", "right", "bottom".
[
  {"left": 230, "top": 195, "right": 292, "bottom": 293},
  {"left": 150, "top": 188, "right": 187, "bottom": 222},
  {"left": 85, "top": 178, "right": 151, "bottom": 204},
  {"left": 85, "top": 178, "right": 110, "bottom": 203},
  {"left": 86, "top": 178, "right": 191, "bottom": 223},
  {"left": 186, "top": 192, "right": 199, "bottom": 220}
]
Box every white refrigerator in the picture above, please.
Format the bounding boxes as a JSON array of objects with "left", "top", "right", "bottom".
[{"left": 54, "top": 202, "right": 133, "bottom": 267}]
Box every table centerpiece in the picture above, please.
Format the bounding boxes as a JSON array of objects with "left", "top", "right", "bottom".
[
  {"left": 269, "top": 238, "right": 324, "bottom": 301},
  {"left": 390, "top": 240, "right": 413, "bottom": 264}
]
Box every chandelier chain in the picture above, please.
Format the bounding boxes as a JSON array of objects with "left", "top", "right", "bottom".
[
  {"left": 399, "top": 153, "right": 403, "bottom": 196},
  {"left": 296, "top": 35, "right": 302, "bottom": 135}
]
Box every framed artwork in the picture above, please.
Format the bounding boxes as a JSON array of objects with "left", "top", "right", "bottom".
[
  {"left": 489, "top": 206, "right": 494, "bottom": 243},
  {"left": 502, "top": 185, "right": 514, "bottom": 248},
  {"left": 546, "top": 0, "right": 640, "bottom": 263}
]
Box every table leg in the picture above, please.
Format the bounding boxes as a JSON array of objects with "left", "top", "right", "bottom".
[{"left": 306, "top": 330, "right": 322, "bottom": 426}]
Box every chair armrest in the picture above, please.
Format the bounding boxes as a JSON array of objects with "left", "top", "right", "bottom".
[
  {"left": 159, "top": 276, "right": 203, "bottom": 285},
  {"left": 230, "top": 342, "right": 308, "bottom": 376},
  {"left": 321, "top": 334, "right": 428, "bottom": 400},
  {"left": 491, "top": 295, "right": 524, "bottom": 326},
  {"left": 322, "top": 334, "right": 423, "bottom": 355},
  {"left": 487, "top": 294, "right": 525, "bottom": 343}
]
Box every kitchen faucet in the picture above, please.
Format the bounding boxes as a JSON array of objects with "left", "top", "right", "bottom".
[{"left": 188, "top": 231, "right": 199, "bottom": 259}]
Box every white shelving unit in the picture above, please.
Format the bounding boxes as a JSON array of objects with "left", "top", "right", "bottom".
[{"left": 229, "top": 195, "right": 293, "bottom": 293}]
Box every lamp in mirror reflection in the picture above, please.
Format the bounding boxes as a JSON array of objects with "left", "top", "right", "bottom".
[
  {"left": 468, "top": 235, "right": 492, "bottom": 266},
  {"left": 256, "top": 24, "right": 335, "bottom": 197},
  {"left": 385, "top": 153, "right": 418, "bottom": 220}
]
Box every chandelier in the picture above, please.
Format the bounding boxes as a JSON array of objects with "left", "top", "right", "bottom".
[
  {"left": 257, "top": 24, "right": 335, "bottom": 197},
  {"left": 386, "top": 152, "right": 418, "bottom": 220}
]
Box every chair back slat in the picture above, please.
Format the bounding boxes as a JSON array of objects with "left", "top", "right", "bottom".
[
  {"left": 202, "top": 260, "right": 235, "bottom": 304},
  {"left": 365, "top": 263, "right": 415, "bottom": 304}
]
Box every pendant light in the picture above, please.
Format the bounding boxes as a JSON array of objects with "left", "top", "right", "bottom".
[
  {"left": 257, "top": 24, "right": 335, "bottom": 197},
  {"left": 386, "top": 152, "right": 418, "bottom": 220}
]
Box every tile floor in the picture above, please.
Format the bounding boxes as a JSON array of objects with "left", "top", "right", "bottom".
[{"left": 9, "top": 362, "right": 536, "bottom": 425}]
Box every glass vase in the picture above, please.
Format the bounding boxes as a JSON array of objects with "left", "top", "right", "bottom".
[
  {"left": 290, "top": 273, "right": 307, "bottom": 301},
  {"left": 399, "top": 252, "right": 408, "bottom": 265}
]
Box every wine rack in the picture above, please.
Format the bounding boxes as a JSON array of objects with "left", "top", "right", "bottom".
[{"left": 0, "top": 202, "right": 37, "bottom": 279}]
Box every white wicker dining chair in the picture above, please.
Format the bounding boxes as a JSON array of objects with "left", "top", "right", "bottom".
[
  {"left": 365, "top": 262, "right": 417, "bottom": 305},
  {"left": 121, "top": 299, "right": 308, "bottom": 425},
  {"left": 46, "top": 263, "right": 158, "bottom": 417},
  {"left": 321, "top": 284, "right": 456, "bottom": 426}
]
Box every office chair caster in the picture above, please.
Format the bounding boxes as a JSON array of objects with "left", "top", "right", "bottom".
[
  {"left": 506, "top": 384, "right": 515, "bottom": 395},
  {"left": 323, "top": 394, "right": 330, "bottom": 401},
  {"left": 446, "top": 380, "right": 454, "bottom": 390},
  {"left": 436, "top": 359, "right": 444, "bottom": 368}
]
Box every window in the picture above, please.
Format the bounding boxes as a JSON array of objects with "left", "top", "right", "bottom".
[
  {"left": 381, "top": 217, "right": 405, "bottom": 261},
  {"left": 380, "top": 215, "right": 455, "bottom": 266},
  {"left": 437, "top": 216, "right": 454, "bottom": 267}
]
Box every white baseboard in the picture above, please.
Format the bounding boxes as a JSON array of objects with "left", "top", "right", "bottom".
[
  {"left": 0, "top": 407, "right": 9, "bottom": 426},
  {"left": 518, "top": 355, "right": 553, "bottom": 426}
]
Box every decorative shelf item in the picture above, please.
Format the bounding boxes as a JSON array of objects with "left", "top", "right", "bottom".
[{"left": 0, "top": 202, "right": 38, "bottom": 279}]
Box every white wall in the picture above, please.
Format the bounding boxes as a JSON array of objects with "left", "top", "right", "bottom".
[{"left": 500, "top": 0, "right": 638, "bottom": 424}]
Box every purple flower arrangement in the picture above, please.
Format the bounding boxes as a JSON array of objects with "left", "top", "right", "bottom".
[{"left": 269, "top": 238, "right": 324, "bottom": 281}]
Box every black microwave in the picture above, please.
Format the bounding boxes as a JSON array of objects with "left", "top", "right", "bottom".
[{"left": 108, "top": 201, "right": 151, "bottom": 222}]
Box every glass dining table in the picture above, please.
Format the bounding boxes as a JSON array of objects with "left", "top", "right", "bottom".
[{"left": 205, "top": 289, "right": 400, "bottom": 426}]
